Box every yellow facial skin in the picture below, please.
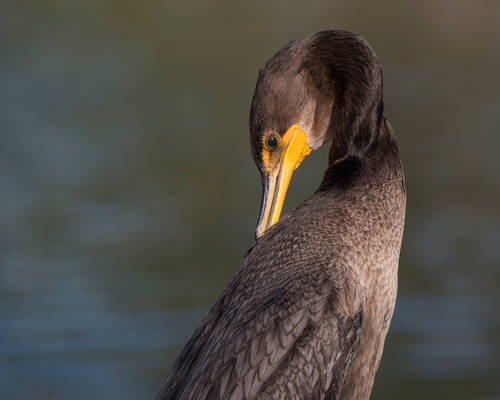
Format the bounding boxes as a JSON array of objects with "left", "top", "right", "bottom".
[{"left": 256, "top": 124, "right": 312, "bottom": 238}]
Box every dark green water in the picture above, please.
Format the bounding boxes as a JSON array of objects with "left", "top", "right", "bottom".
[{"left": 1, "top": 1, "right": 499, "bottom": 399}]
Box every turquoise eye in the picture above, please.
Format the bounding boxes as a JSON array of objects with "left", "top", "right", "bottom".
[{"left": 267, "top": 136, "right": 278, "bottom": 149}]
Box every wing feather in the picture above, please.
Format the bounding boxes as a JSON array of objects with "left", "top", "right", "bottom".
[{"left": 157, "top": 266, "right": 363, "bottom": 400}]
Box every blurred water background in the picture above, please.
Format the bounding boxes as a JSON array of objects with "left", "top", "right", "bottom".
[{"left": 1, "top": 1, "right": 499, "bottom": 399}]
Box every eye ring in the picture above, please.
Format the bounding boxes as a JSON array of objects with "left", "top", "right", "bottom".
[{"left": 266, "top": 136, "right": 278, "bottom": 150}]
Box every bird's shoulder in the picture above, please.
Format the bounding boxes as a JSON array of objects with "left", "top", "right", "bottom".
[{"left": 157, "top": 227, "right": 365, "bottom": 400}]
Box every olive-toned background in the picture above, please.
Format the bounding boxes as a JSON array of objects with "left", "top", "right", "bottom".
[{"left": 1, "top": 1, "right": 499, "bottom": 399}]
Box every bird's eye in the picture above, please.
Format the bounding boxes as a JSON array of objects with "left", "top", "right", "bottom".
[{"left": 266, "top": 136, "right": 278, "bottom": 150}]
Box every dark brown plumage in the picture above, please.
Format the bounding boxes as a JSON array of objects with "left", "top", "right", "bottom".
[{"left": 157, "top": 30, "right": 406, "bottom": 400}]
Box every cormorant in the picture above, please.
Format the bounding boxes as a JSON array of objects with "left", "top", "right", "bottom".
[{"left": 157, "top": 29, "right": 406, "bottom": 400}]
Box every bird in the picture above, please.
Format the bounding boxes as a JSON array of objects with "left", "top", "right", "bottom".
[{"left": 157, "top": 29, "right": 406, "bottom": 400}]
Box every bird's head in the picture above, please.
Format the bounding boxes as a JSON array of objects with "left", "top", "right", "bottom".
[{"left": 249, "top": 30, "right": 384, "bottom": 238}]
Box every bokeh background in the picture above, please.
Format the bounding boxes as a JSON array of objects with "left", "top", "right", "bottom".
[{"left": 2, "top": 1, "right": 499, "bottom": 399}]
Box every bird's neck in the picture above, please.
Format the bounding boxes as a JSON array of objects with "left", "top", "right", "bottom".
[{"left": 318, "top": 118, "right": 402, "bottom": 192}]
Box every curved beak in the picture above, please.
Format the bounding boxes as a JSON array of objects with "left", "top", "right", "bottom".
[{"left": 255, "top": 124, "right": 312, "bottom": 239}]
